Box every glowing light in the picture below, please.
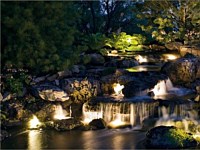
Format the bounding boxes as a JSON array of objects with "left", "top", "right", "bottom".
[
  {"left": 108, "top": 114, "right": 127, "bottom": 128},
  {"left": 127, "top": 38, "right": 131, "bottom": 43},
  {"left": 54, "top": 105, "right": 71, "bottom": 120},
  {"left": 163, "top": 54, "right": 178, "bottom": 60},
  {"left": 113, "top": 83, "right": 124, "bottom": 95},
  {"left": 137, "top": 55, "right": 148, "bottom": 63},
  {"left": 29, "top": 115, "right": 41, "bottom": 129}
]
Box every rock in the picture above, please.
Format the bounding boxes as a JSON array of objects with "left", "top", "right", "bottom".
[
  {"left": 32, "top": 84, "right": 69, "bottom": 102},
  {"left": 0, "top": 130, "right": 10, "bottom": 141},
  {"left": 142, "top": 118, "right": 157, "bottom": 131},
  {"left": 52, "top": 118, "right": 83, "bottom": 131},
  {"left": 1, "top": 100, "right": 32, "bottom": 120},
  {"left": 2, "top": 92, "right": 12, "bottom": 102},
  {"left": 89, "top": 53, "right": 105, "bottom": 65},
  {"left": 195, "top": 95, "right": 200, "bottom": 102},
  {"left": 71, "top": 65, "right": 80, "bottom": 74},
  {"left": 145, "top": 126, "right": 197, "bottom": 149},
  {"left": 161, "top": 56, "right": 200, "bottom": 84},
  {"left": 57, "top": 69, "right": 72, "bottom": 79},
  {"left": 118, "top": 59, "right": 139, "bottom": 68},
  {"left": 61, "top": 78, "right": 100, "bottom": 103},
  {"left": 32, "top": 75, "right": 46, "bottom": 83},
  {"left": 35, "top": 104, "right": 57, "bottom": 121},
  {"left": 0, "top": 93, "right": 3, "bottom": 101},
  {"left": 89, "top": 119, "right": 106, "bottom": 130},
  {"left": 47, "top": 74, "right": 58, "bottom": 81},
  {"left": 165, "top": 42, "right": 183, "bottom": 51},
  {"left": 149, "top": 44, "right": 166, "bottom": 51}
]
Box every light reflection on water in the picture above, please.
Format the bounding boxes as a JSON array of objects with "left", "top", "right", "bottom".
[
  {"left": 28, "top": 130, "right": 42, "bottom": 150},
  {"left": 2, "top": 129, "right": 146, "bottom": 149}
]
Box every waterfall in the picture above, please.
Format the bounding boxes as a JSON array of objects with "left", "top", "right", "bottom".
[
  {"left": 54, "top": 105, "right": 71, "bottom": 120},
  {"left": 156, "top": 103, "right": 199, "bottom": 132},
  {"left": 82, "top": 102, "right": 158, "bottom": 128},
  {"left": 151, "top": 78, "right": 192, "bottom": 99}
]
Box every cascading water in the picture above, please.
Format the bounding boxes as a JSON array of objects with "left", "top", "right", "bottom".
[
  {"left": 151, "top": 78, "right": 193, "bottom": 99},
  {"left": 54, "top": 105, "right": 72, "bottom": 120},
  {"left": 156, "top": 104, "right": 199, "bottom": 133},
  {"left": 82, "top": 102, "right": 158, "bottom": 128}
]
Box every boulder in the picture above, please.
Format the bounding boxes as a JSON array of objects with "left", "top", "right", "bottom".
[
  {"left": 32, "top": 84, "right": 69, "bottom": 102},
  {"left": 145, "top": 126, "right": 197, "bottom": 149},
  {"left": 51, "top": 118, "right": 83, "bottom": 131},
  {"left": 161, "top": 55, "right": 200, "bottom": 84},
  {"left": 89, "top": 118, "right": 106, "bottom": 130},
  {"left": 89, "top": 53, "right": 105, "bottom": 65},
  {"left": 118, "top": 59, "right": 139, "bottom": 68},
  {"left": 57, "top": 69, "right": 72, "bottom": 79},
  {"left": 61, "top": 78, "right": 100, "bottom": 103},
  {"left": 165, "top": 42, "right": 183, "bottom": 51}
]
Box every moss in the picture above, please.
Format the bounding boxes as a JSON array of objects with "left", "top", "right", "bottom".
[{"left": 165, "top": 128, "right": 194, "bottom": 148}]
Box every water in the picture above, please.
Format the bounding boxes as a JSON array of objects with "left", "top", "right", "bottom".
[
  {"left": 54, "top": 105, "right": 72, "bottom": 120},
  {"left": 82, "top": 102, "right": 158, "bottom": 128},
  {"left": 156, "top": 104, "right": 199, "bottom": 133},
  {"left": 1, "top": 129, "right": 146, "bottom": 149},
  {"left": 152, "top": 78, "right": 194, "bottom": 100}
]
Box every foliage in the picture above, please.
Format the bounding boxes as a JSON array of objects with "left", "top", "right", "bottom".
[
  {"left": 2, "top": 2, "right": 81, "bottom": 75},
  {"left": 2, "top": 71, "right": 30, "bottom": 96},
  {"left": 136, "top": 0, "right": 200, "bottom": 44},
  {"left": 76, "top": 1, "right": 143, "bottom": 35},
  {"left": 105, "top": 32, "right": 145, "bottom": 51},
  {"left": 165, "top": 128, "right": 195, "bottom": 148},
  {"left": 83, "top": 33, "right": 107, "bottom": 52}
]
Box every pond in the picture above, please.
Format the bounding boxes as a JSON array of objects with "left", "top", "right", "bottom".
[{"left": 2, "top": 128, "right": 146, "bottom": 149}]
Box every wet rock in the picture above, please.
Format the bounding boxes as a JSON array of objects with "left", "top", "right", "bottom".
[
  {"left": 161, "top": 55, "right": 200, "bottom": 84},
  {"left": 142, "top": 118, "right": 157, "bottom": 131},
  {"left": 32, "top": 84, "right": 69, "bottom": 102},
  {"left": 145, "top": 126, "right": 197, "bottom": 149},
  {"left": 71, "top": 65, "right": 80, "bottom": 74},
  {"left": 35, "top": 103, "right": 57, "bottom": 121},
  {"left": 89, "top": 119, "right": 106, "bottom": 130},
  {"left": 52, "top": 118, "right": 83, "bottom": 131},
  {"left": 165, "top": 42, "right": 183, "bottom": 51}
]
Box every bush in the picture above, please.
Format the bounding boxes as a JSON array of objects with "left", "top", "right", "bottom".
[
  {"left": 2, "top": 2, "right": 81, "bottom": 75},
  {"left": 105, "top": 32, "right": 145, "bottom": 51}
]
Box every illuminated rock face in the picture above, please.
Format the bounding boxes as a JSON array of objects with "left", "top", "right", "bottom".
[{"left": 161, "top": 55, "right": 200, "bottom": 83}]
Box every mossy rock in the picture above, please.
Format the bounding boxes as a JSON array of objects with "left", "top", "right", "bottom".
[{"left": 145, "top": 126, "right": 197, "bottom": 149}]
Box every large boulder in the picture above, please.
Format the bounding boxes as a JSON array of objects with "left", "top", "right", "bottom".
[
  {"left": 32, "top": 84, "right": 69, "bottom": 102},
  {"left": 161, "top": 55, "right": 200, "bottom": 84},
  {"left": 89, "top": 53, "right": 105, "bottom": 65},
  {"left": 50, "top": 118, "right": 83, "bottom": 131},
  {"left": 61, "top": 78, "right": 100, "bottom": 103},
  {"left": 145, "top": 126, "right": 197, "bottom": 149},
  {"left": 89, "top": 118, "right": 106, "bottom": 130}
]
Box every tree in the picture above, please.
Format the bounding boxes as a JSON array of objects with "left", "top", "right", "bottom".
[
  {"left": 76, "top": 0, "right": 142, "bottom": 35},
  {"left": 136, "top": 0, "right": 200, "bottom": 44},
  {"left": 2, "top": 2, "right": 81, "bottom": 75}
]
